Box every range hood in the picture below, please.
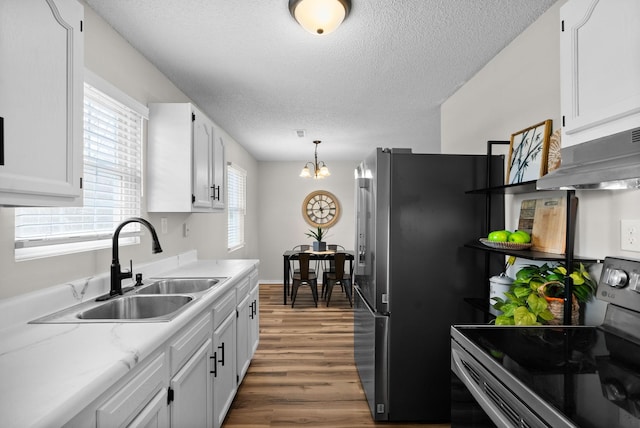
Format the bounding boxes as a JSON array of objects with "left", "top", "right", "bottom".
[{"left": 536, "top": 127, "right": 640, "bottom": 190}]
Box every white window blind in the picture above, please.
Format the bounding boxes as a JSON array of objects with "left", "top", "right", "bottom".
[
  {"left": 15, "top": 83, "right": 144, "bottom": 259},
  {"left": 227, "top": 163, "right": 246, "bottom": 251}
]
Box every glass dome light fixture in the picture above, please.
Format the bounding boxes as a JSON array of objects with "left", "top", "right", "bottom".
[
  {"left": 300, "top": 140, "right": 331, "bottom": 179},
  {"left": 289, "top": 0, "right": 351, "bottom": 35}
]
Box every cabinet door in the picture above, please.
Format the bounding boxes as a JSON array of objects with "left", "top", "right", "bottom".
[
  {"left": 97, "top": 353, "right": 166, "bottom": 428},
  {"left": 170, "top": 338, "right": 212, "bottom": 428},
  {"left": 0, "top": 0, "right": 84, "bottom": 206},
  {"left": 212, "top": 311, "right": 237, "bottom": 428},
  {"left": 192, "top": 109, "right": 213, "bottom": 209},
  {"left": 561, "top": 0, "right": 640, "bottom": 147},
  {"left": 211, "top": 133, "right": 225, "bottom": 210},
  {"left": 128, "top": 389, "right": 169, "bottom": 428},
  {"left": 248, "top": 283, "right": 260, "bottom": 357},
  {"left": 236, "top": 293, "right": 251, "bottom": 383}
]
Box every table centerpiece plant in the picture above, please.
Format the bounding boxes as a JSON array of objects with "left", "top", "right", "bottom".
[
  {"left": 305, "top": 226, "right": 327, "bottom": 251},
  {"left": 492, "top": 262, "right": 597, "bottom": 326}
]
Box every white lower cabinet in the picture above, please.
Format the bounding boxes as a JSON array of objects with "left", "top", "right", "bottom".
[
  {"left": 169, "top": 312, "right": 213, "bottom": 427},
  {"left": 212, "top": 291, "right": 237, "bottom": 428},
  {"left": 248, "top": 272, "right": 260, "bottom": 359},
  {"left": 170, "top": 339, "right": 212, "bottom": 427},
  {"left": 128, "top": 389, "right": 169, "bottom": 428},
  {"left": 237, "top": 275, "right": 259, "bottom": 383},
  {"left": 96, "top": 353, "right": 167, "bottom": 428},
  {"left": 65, "top": 267, "right": 259, "bottom": 428}
]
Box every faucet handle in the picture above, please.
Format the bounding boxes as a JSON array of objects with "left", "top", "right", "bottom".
[{"left": 122, "top": 259, "right": 133, "bottom": 279}]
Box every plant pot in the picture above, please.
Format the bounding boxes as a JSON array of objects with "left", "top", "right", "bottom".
[{"left": 313, "top": 241, "right": 326, "bottom": 251}]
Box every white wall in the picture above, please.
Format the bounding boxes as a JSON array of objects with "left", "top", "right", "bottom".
[
  {"left": 0, "top": 2, "right": 259, "bottom": 299},
  {"left": 256, "top": 161, "right": 359, "bottom": 283},
  {"left": 441, "top": 0, "right": 640, "bottom": 263}
]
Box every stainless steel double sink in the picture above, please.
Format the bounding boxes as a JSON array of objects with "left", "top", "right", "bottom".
[{"left": 30, "top": 278, "right": 227, "bottom": 323}]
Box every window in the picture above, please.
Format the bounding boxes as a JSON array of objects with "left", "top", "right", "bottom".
[
  {"left": 227, "top": 163, "right": 246, "bottom": 251},
  {"left": 15, "top": 74, "right": 147, "bottom": 260}
]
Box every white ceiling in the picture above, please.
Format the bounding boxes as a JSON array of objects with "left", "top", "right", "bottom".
[{"left": 84, "top": 0, "right": 557, "bottom": 162}]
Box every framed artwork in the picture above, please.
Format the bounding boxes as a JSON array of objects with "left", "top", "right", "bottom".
[{"left": 506, "top": 119, "right": 552, "bottom": 184}]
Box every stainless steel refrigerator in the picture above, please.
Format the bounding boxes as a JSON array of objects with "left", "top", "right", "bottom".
[{"left": 353, "top": 148, "right": 504, "bottom": 422}]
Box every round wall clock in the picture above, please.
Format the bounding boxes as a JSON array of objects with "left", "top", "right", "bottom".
[{"left": 302, "top": 190, "right": 340, "bottom": 228}]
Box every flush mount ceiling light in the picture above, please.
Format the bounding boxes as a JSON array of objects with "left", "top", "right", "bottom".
[
  {"left": 300, "top": 140, "right": 330, "bottom": 179},
  {"left": 289, "top": 0, "right": 351, "bottom": 35}
]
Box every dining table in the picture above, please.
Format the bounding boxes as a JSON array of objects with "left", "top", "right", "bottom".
[{"left": 282, "top": 250, "right": 355, "bottom": 305}]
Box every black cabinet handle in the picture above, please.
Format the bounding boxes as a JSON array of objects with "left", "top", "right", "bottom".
[
  {"left": 210, "top": 352, "right": 217, "bottom": 377},
  {"left": 210, "top": 185, "right": 220, "bottom": 201},
  {"left": 250, "top": 300, "right": 257, "bottom": 319},
  {"left": 218, "top": 343, "right": 225, "bottom": 366},
  {"left": 0, "top": 116, "right": 4, "bottom": 165}
]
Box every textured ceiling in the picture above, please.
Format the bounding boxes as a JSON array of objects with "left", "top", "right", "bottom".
[{"left": 84, "top": 0, "right": 557, "bottom": 162}]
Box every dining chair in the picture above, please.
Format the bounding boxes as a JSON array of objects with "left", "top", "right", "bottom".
[
  {"left": 289, "top": 244, "right": 311, "bottom": 282},
  {"left": 324, "top": 252, "right": 352, "bottom": 307},
  {"left": 322, "top": 244, "right": 346, "bottom": 297},
  {"left": 289, "top": 252, "right": 319, "bottom": 307}
]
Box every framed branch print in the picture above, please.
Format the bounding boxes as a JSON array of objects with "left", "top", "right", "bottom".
[{"left": 506, "top": 119, "right": 552, "bottom": 184}]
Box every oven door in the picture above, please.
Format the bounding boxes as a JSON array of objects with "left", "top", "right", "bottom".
[{"left": 451, "top": 339, "right": 548, "bottom": 427}]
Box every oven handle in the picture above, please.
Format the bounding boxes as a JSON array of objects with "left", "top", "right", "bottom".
[{"left": 451, "top": 347, "right": 512, "bottom": 428}]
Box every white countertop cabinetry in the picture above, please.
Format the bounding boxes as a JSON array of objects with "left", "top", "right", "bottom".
[
  {"left": 0, "top": 0, "right": 84, "bottom": 206},
  {"left": 237, "top": 271, "right": 259, "bottom": 384},
  {"left": 169, "top": 313, "right": 213, "bottom": 428},
  {"left": 0, "top": 256, "right": 259, "bottom": 428},
  {"left": 212, "top": 290, "right": 238, "bottom": 428}
]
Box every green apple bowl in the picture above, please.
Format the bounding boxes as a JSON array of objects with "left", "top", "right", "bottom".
[{"left": 479, "top": 238, "right": 532, "bottom": 251}]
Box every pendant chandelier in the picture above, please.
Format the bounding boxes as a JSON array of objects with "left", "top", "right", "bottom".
[
  {"left": 288, "top": 0, "right": 351, "bottom": 35},
  {"left": 300, "top": 140, "right": 330, "bottom": 179}
]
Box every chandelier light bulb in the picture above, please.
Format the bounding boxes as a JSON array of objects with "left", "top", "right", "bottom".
[{"left": 300, "top": 140, "right": 330, "bottom": 179}]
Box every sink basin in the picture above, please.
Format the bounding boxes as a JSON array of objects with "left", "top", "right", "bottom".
[
  {"left": 76, "top": 295, "right": 193, "bottom": 320},
  {"left": 136, "top": 278, "right": 224, "bottom": 295},
  {"left": 29, "top": 277, "right": 226, "bottom": 324}
]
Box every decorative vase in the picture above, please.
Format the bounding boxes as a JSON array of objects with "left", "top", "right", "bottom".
[{"left": 313, "top": 241, "right": 326, "bottom": 251}]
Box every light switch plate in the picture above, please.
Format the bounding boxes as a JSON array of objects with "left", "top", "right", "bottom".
[
  {"left": 161, "top": 218, "right": 168, "bottom": 235},
  {"left": 621, "top": 219, "right": 640, "bottom": 252}
]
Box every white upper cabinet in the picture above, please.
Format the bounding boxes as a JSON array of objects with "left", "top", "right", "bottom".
[
  {"left": 211, "top": 131, "right": 225, "bottom": 210},
  {"left": 147, "top": 103, "right": 225, "bottom": 212},
  {"left": 560, "top": 0, "right": 640, "bottom": 147},
  {"left": 0, "top": 0, "right": 84, "bottom": 206}
]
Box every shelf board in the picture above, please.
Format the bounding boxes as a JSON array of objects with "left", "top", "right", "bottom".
[
  {"left": 466, "top": 180, "right": 538, "bottom": 195},
  {"left": 465, "top": 240, "right": 602, "bottom": 263},
  {"left": 464, "top": 297, "right": 495, "bottom": 317}
]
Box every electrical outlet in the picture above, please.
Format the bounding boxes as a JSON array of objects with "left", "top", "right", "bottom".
[
  {"left": 161, "top": 217, "right": 168, "bottom": 235},
  {"left": 183, "top": 223, "right": 190, "bottom": 238},
  {"left": 621, "top": 219, "right": 640, "bottom": 252}
]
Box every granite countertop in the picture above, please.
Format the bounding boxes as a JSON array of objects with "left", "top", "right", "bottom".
[{"left": 0, "top": 252, "right": 258, "bottom": 428}]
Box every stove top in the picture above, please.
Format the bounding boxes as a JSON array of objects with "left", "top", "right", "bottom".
[
  {"left": 452, "top": 257, "right": 640, "bottom": 427},
  {"left": 456, "top": 325, "right": 640, "bottom": 427}
]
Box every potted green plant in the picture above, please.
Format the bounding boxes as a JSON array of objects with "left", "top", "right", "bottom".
[
  {"left": 305, "top": 227, "right": 327, "bottom": 251},
  {"left": 492, "top": 262, "right": 596, "bottom": 326}
]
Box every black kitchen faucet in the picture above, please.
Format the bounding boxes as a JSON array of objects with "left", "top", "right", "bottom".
[{"left": 97, "top": 217, "right": 163, "bottom": 301}]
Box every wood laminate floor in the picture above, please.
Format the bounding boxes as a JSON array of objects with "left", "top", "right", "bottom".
[{"left": 223, "top": 284, "right": 450, "bottom": 428}]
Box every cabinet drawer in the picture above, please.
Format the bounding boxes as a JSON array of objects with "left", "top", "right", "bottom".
[
  {"left": 236, "top": 277, "right": 250, "bottom": 304},
  {"left": 97, "top": 352, "right": 166, "bottom": 428},
  {"left": 213, "top": 290, "right": 236, "bottom": 329},
  {"left": 170, "top": 312, "right": 212, "bottom": 375}
]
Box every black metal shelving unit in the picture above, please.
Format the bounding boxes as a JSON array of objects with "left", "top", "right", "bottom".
[{"left": 466, "top": 141, "right": 601, "bottom": 325}]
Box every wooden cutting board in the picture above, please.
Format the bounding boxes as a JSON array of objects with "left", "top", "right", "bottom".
[{"left": 518, "top": 197, "right": 568, "bottom": 254}]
